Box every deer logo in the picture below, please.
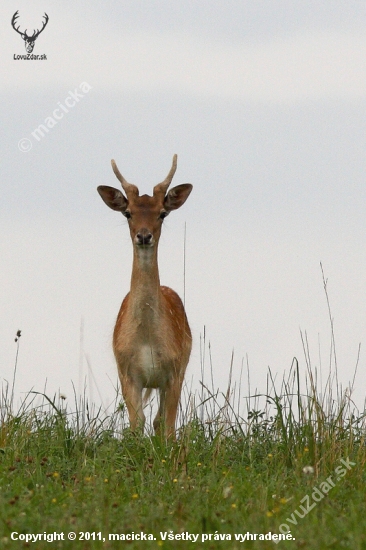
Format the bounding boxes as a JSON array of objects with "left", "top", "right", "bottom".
[{"left": 11, "top": 11, "right": 49, "bottom": 53}]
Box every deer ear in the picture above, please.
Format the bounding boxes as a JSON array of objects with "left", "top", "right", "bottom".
[
  {"left": 164, "top": 184, "right": 192, "bottom": 212},
  {"left": 97, "top": 185, "right": 128, "bottom": 212}
]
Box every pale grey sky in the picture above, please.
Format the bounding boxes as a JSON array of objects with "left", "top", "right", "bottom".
[{"left": 2, "top": 1, "right": 366, "bottom": 416}]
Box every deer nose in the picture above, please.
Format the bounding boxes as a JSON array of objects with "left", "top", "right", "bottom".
[{"left": 136, "top": 229, "right": 153, "bottom": 245}]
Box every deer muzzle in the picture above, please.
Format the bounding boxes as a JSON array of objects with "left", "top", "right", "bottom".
[{"left": 135, "top": 229, "right": 153, "bottom": 246}]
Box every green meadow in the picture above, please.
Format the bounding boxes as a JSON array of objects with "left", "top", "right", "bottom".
[{"left": 1, "top": 333, "right": 365, "bottom": 549}]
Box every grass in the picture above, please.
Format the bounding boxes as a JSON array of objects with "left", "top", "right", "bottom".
[{"left": 1, "top": 353, "right": 366, "bottom": 550}]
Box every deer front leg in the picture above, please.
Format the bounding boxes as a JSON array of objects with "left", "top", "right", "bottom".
[
  {"left": 119, "top": 372, "right": 145, "bottom": 432},
  {"left": 154, "top": 378, "right": 183, "bottom": 438}
]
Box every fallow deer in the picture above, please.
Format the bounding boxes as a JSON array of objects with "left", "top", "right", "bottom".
[{"left": 98, "top": 155, "right": 192, "bottom": 437}]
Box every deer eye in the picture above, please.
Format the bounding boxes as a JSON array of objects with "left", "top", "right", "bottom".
[
  {"left": 159, "top": 211, "right": 168, "bottom": 220},
  {"left": 123, "top": 211, "right": 131, "bottom": 219}
]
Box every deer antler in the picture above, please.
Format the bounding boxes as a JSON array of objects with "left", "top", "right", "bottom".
[
  {"left": 111, "top": 159, "right": 139, "bottom": 197},
  {"left": 11, "top": 11, "right": 49, "bottom": 40},
  {"left": 32, "top": 13, "right": 49, "bottom": 40},
  {"left": 153, "top": 154, "right": 178, "bottom": 197},
  {"left": 11, "top": 11, "right": 25, "bottom": 38}
]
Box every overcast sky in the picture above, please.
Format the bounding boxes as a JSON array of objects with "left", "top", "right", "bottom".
[{"left": 2, "top": 1, "right": 366, "bottom": 418}]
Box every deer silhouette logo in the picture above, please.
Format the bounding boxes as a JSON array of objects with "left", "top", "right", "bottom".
[{"left": 11, "top": 11, "right": 49, "bottom": 53}]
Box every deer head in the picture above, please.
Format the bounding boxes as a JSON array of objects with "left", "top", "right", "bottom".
[
  {"left": 11, "top": 11, "right": 49, "bottom": 53},
  {"left": 97, "top": 155, "right": 192, "bottom": 252}
]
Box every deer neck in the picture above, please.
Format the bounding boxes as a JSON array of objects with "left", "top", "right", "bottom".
[{"left": 129, "top": 246, "right": 162, "bottom": 316}]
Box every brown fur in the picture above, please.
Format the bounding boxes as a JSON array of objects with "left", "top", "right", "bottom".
[{"left": 98, "top": 155, "right": 192, "bottom": 437}]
